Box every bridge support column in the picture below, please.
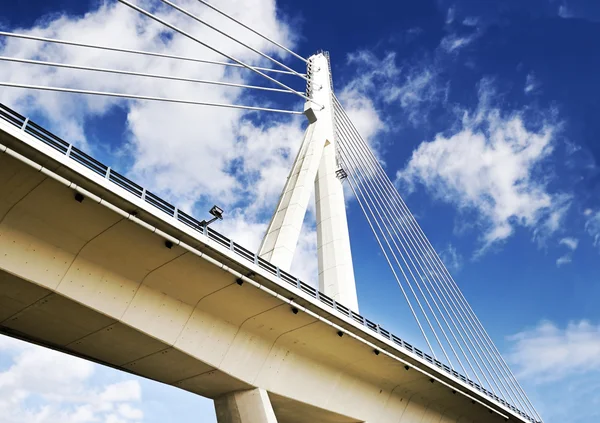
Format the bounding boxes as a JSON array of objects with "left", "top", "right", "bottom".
[{"left": 214, "top": 388, "right": 278, "bottom": 423}]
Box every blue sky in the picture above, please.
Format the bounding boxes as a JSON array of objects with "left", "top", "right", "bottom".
[{"left": 1, "top": 0, "right": 599, "bottom": 422}]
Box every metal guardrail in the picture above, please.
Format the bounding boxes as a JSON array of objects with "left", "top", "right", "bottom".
[{"left": 0, "top": 103, "right": 534, "bottom": 422}]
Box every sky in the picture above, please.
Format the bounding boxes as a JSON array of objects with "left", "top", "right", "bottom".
[{"left": 0, "top": 0, "right": 599, "bottom": 422}]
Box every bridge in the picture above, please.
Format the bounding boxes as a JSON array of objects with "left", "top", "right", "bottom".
[{"left": 0, "top": 1, "right": 542, "bottom": 423}]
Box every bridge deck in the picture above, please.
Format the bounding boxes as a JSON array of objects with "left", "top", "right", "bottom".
[{"left": 0, "top": 103, "right": 533, "bottom": 423}]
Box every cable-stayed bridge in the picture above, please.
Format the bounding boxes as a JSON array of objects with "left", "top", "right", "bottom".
[{"left": 0, "top": 1, "right": 542, "bottom": 422}]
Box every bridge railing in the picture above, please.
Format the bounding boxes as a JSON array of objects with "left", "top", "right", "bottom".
[{"left": 0, "top": 103, "right": 533, "bottom": 422}]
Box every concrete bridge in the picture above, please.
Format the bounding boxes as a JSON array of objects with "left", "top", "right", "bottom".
[
  {"left": 0, "top": 102, "right": 531, "bottom": 423},
  {"left": 0, "top": 3, "right": 542, "bottom": 420}
]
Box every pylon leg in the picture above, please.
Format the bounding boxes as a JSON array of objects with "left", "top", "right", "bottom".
[
  {"left": 315, "top": 139, "right": 359, "bottom": 312},
  {"left": 258, "top": 122, "right": 325, "bottom": 272}
]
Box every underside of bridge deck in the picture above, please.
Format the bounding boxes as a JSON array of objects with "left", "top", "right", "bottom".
[{"left": 0, "top": 120, "right": 516, "bottom": 423}]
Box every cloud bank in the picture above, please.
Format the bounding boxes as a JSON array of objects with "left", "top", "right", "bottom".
[
  {"left": 397, "top": 81, "right": 569, "bottom": 252},
  {"left": 0, "top": 336, "right": 144, "bottom": 423},
  {"left": 508, "top": 320, "right": 600, "bottom": 383}
]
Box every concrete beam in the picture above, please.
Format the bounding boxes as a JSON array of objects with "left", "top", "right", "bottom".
[
  {"left": 215, "top": 389, "right": 278, "bottom": 423},
  {"left": 0, "top": 127, "right": 529, "bottom": 423}
]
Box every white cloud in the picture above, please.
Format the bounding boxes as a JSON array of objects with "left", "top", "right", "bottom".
[
  {"left": 525, "top": 72, "right": 540, "bottom": 94},
  {"left": 440, "top": 33, "right": 476, "bottom": 53},
  {"left": 558, "top": 5, "right": 573, "bottom": 18},
  {"left": 384, "top": 68, "right": 445, "bottom": 125},
  {"left": 342, "top": 51, "right": 444, "bottom": 127},
  {"left": 462, "top": 17, "right": 479, "bottom": 27},
  {"left": 556, "top": 237, "right": 578, "bottom": 266},
  {"left": 556, "top": 255, "right": 572, "bottom": 266},
  {"left": 446, "top": 6, "right": 456, "bottom": 25},
  {"left": 338, "top": 89, "right": 386, "bottom": 146},
  {"left": 439, "top": 243, "right": 463, "bottom": 271},
  {"left": 553, "top": 2, "right": 600, "bottom": 22},
  {"left": 0, "top": 336, "right": 144, "bottom": 423},
  {"left": 397, "top": 81, "right": 569, "bottom": 251},
  {"left": 508, "top": 320, "right": 600, "bottom": 383},
  {"left": 585, "top": 210, "right": 600, "bottom": 248},
  {"left": 340, "top": 51, "right": 393, "bottom": 142},
  {"left": 100, "top": 381, "right": 141, "bottom": 403},
  {"left": 559, "top": 237, "right": 579, "bottom": 250},
  {"left": 118, "top": 404, "right": 144, "bottom": 420}
]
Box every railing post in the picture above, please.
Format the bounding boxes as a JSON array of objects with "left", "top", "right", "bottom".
[{"left": 21, "top": 117, "right": 29, "bottom": 130}]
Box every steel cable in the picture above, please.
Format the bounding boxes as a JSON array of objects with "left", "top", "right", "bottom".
[
  {"left": 0, "top": 82, "right": 303, "bottom": 114},
  {"left": 117, "top": 0, "right": 321, "bottom": 107},
  {"left": 194, "top": 0, "right": 308, "bottom": 63},
  {"left": 333, "top": 96, "right": 541, "bottom": 420},
  {"left": 0, "top": 32, "right": 301, "bottom": 76}
]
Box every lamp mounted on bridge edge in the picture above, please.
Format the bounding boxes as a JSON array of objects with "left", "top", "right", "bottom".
[{"left": 201, "top": 205, "right": 224, "bottom": 227}]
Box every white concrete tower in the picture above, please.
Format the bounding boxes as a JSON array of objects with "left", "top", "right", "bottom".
[{"left": 259, "top": 52, "right": 359, "bottom": 312}]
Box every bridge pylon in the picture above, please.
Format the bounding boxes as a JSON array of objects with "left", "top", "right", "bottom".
[{"left": 258, "top": 53, "right": 359, "bottom": 312}]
